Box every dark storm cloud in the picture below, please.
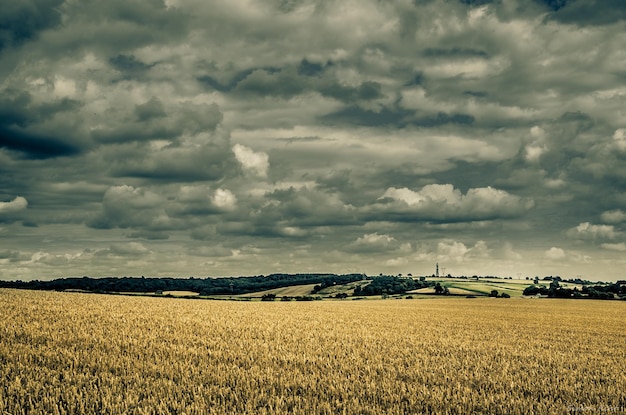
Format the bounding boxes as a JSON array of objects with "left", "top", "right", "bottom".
[
  {"left": 126, "top": 231, "right": 170, "bottom": 240},
  {"left": 109, "top": 142, "right": 236, "bottom": 182},
  {"left": 297, "top": 58, "right": 328, "bottom": 77},
  {"left": 321, "top": 106, "right": 474, "bottom": 128},
  {"left": 201, "top": 64, "right": 384, "bottom": 104},
  {"left": 88, "top": 185, "right": 170, "bottom": 230},
  {"left": 422, "top": 48, "right": 489, "bottom": 58},
  {"left": 0, "top": 250, "right": 26, "bottom": 262},
  {"left": 0, "top": 90, "right": 84, "bottom": 158},
  {"left": 541, "top": 0, "right": 626, "bottom": 25},
  {"left": 134, "top": 97, "right": 167, "bottom": 121},
  {"left": 459, "top": 0, "right": 494, "bottom": 5},
  {"left": 53, "top": 0, "right": 188, "bottom": 55},
  {"left": 537, "top": 0, "right": 568, "bottom": 11},
  {"left": 91, "top": 101, "right": 223, "bottom": 144},
  {"left": 0, "top": 90, "right": 80, "bottom": 126},
  {"left": 197, "top": 67, "right": 281, "bottom": 93},
  {"left": 197, "top": 68, "right": 278, "bottom": 93},
  {"left": 109, "top": 54, "right": 156, "bottom": 80},
  {"left": 0, "top": 0, "right": 63, "bottom": 51},
  {"left": 0, "top": 127, "right": 82, "bottom": 159}
]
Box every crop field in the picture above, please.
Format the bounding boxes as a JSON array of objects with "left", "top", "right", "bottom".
[
  {"left": 238, "top": 284, "right": 318, "bottom": 298},
  {"left": 1, "top": 289, "right": 625, "bottom": 414}
]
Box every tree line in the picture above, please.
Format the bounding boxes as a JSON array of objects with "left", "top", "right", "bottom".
[
  {"left": 523, "top": 279, "right": 626, "bottom": 300},
  {"left": 354, "top": 276, "right": 433, "bottom": 296},
  {"left": 0, "top": 274, "right": 366, "bottom": 296}
]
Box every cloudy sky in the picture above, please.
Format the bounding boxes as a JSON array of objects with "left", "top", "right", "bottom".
[{"left": 1, "top": 0, "right": 625, "bottom": 281}]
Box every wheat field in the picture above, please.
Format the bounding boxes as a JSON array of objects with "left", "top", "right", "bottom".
[{"left": 0, "top": 289, "right": 624, "bottom": 414}]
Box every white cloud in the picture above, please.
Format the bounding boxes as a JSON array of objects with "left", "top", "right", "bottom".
[
  {"left": 544, "top": 178, "right": 566, "bottom": 189},
  {"left": 613, "top": 128, "right": 626, "bottom": 152},
  {"left": 469, "top": 240, "right": 490, "bottom": 258},
  {"left": 545, "top": 247, "right": 566, "bottom": 260},
  {"left": 436, "top": 240, "right": 491, "bottom": 264},
  {"left": 233, "top": 144, "right": 269, "bottom": 177},
  {"left": 525, "top": 126, "right": 547, "bottom": 163},
  {"left": 278, "top": 226, "right": 308, "bottom": 238},
  {"left": 601, "top": 243, "right": 626, "bottom": 252},
  {"left": 212, "top": 188, "right": 237, "bottom": 211},
  {"left": 345, "top": 233, "right": 410, "bottom": 254},
  {"left": 437, "top": 241, "right": 469, "bottom": 263},
  {"left": 601, "top": 209, "right": 626, "bottom": 224},
  {"left": 0, "top": 196, "right": 28, "bottom": 214},
  {"left": 566, "top": 222, "right": 617, "bottom": 240},
  {"left": 356, "top": 233, "right": 396, "bottom": 246},
  {"left": 378, "top": 184, "right": 532, "bottom": 222},
  {"left": 524, "top": 145, "right": 546, "bottom": 163},
  {"left": 26, "top": 250, "right": 85, "bottom": 266},
  {"left": 354, "top": 233, "right": 395, "bottom": 249}
]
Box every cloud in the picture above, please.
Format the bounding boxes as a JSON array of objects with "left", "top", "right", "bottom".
[
  {"left": 233, "top": 143, "right": 269, "bottom": 178},
  {"left": 370, "top": 184, "right": 533, "bottom": 223},
  {"left": 89, "top": 185, "right": 170, "bottom": 230},
  {"left": 0, "top": 0, "right": 64, "bottom": 51},
  {"left": 344, "top": 233, "right": 404, "bottom": 254},
  {"left": 541, "top": 0, "right": 626, "bottom": 26},
  {"left": 245, "top": 186, "right": 358, "bottom": 233},
  {"left": 500, "top": 242, "right": 523, "bottom": 260},
  {"left": 105, "top": 242, "right": 150, "bottom": 256},
  {"left": 566, "top": 222, "right": 617, "bottom": 240},
  {"left": 0, "top": 196, "right": 28, "bottom": 213},
  {"left": 437, "top": 240, "right": 470, "bottom": 263},
  {"left": 601, "top": 209, "right": 626, "bottom": 224},
  {"left": 0, "top": 90, "right": 85, "bottom": 159},
  {"left": 545, "top": 247, "right": 566, "bottom": 260},
  {"left": 109, "top": 133, "right": 236, "bottom": 182},
  {"left": 435, "top": 240, "right": 492, "bottom": 264},
  {"left": 601, "top": 243, "right": 626, "bottom": 252},
  {"left": 92, "top": 101, "right": 223, "bottom": 144},
  {"left": 614, "top": 129, "right": 626, "bottom": 152},
  {"left": 170, "top": 185, "right": 240, "bottom": 220},
  {"left": 212, "top": 189, "right": 237, "bottom": 212}
]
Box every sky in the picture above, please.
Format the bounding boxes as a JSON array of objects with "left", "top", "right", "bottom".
[{"left": 1, "top": 0, "right": 625, "bottom": 282}]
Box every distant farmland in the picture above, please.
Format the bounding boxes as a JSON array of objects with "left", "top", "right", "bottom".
[{"left": 1, "top": 289, "right": 625, "bottom": 414}]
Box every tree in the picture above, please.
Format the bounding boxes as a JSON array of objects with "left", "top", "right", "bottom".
[
  {"left": 489, "top": 290, "right": 499, "bottom": 297},
  {"left": 434, "top": 283, "right": 444, "bottom": 295},
  {"left": 261, "top": 293, "right": 276, "bottom": 301}
]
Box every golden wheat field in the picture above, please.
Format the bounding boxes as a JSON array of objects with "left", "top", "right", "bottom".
[{"left": 0, "top": 289, "right": 625, "bottom": 414}]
